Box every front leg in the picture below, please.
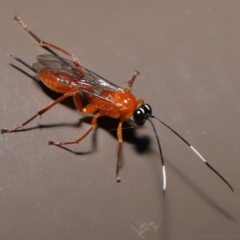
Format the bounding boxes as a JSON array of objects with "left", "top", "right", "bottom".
[
  {"left": 116, "top": 120, "right": 123, "bottom": 182},
  {"left": 124, "top": 71, "right": 140, "bottom": 92}
]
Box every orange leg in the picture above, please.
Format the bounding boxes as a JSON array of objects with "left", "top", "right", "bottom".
[
  {"left": 124, "top": 71, "right": 140, "bottom": 92},
  {"left": 1, "top": 92, "right": 76, "bottom": 133},
  {"left": 116, "top": 120, "right": 123, "bottom": 182},
  {"left": 73, "top": 94, "right": 97, "bottom": 114},
  {"left": 49, "top": 112, "right": 100, "bottom": 146},
  {"left": 14, "top": 16, "right": 82, "bottom": 72},
  {"left": 137, "top": 98, "right": 144, "bottom": 105}
]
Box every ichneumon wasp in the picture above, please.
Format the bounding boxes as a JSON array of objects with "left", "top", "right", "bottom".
[{"left": 1, "top": 16, "right": 234, "bottom": 228}]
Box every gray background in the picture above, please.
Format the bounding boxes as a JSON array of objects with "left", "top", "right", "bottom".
[{"left": 0, "top": 1, "right": 239, "bottom": 240}]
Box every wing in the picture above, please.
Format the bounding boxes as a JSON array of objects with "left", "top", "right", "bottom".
[{"left": 33, "top": 54, "right": 124, "bottom": 99}]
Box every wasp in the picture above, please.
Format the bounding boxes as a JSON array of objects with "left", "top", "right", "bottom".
[{"left": 1, "top": 17, "right": 233, "bottom": 225}]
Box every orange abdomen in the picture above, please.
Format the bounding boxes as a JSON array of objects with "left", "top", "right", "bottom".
[{"left": 38, "top": 68, "right": 77, "bottom": 93}]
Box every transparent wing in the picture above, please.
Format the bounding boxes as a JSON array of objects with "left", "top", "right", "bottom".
[
  {"left": 36, "top": 54, "right": 82, "bottom": 75},
  {"left": 33, "top": 54, "right": 124, "bottom": 98}
]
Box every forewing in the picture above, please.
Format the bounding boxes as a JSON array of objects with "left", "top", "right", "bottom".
[
  {"left": 81, "top": 67, "right": 124, "bottom": 96},
  {"left": 36, "top": 54, "right": 80, "bottom": 75},
  {"left": 34, "top": 54, "right": 124, "bottom": 100}
]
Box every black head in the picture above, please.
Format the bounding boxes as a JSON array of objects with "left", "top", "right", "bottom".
[{"left": 133, "top": 104, "right": 152, "bottom": 125}]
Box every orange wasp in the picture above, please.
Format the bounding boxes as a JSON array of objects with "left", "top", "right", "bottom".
[{"left": 2, "top": 17, "right": 233, "bottom": 217}]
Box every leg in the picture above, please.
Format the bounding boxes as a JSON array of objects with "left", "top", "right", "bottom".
[
  {"left": 116, "top": 120, "right": 123, "bottom": 182},
  {"left": 14, "top": 16, "right": 81, "bottom": 68},
  {"left": 137, "top": 98, "right": 144, "bottom": 106},
  {"left": 124, "top": 71, "right": 140, "bottom": 92},
  {"left": 49, "top": 112, "right": 100, "bottom": 146},
  {"left": 74, "top": 94, "right": 98, "bottom": 114},
  {"left": 1, "top": 92, "right": 75, "bottom": 133}
]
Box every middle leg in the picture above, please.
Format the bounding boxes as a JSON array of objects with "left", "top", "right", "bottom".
[{"left": 49, "top": 112, "right": 100, "bottom": 146}]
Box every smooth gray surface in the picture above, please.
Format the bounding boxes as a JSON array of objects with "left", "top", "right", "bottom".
[{"left": 0, "top": 1, "right": 239, "bottom": 240}]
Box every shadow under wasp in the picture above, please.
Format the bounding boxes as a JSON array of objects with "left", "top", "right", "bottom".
[{"left": 2, "top": 16, "right": 233, "bottom": 226}]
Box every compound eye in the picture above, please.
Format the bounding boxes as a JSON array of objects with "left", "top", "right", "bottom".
[
  {"left": 133, "top": 108, "right": 146, "bottom": 125},
  {"left": 142, "top": 104, "right": 152, "bottom": 116}
]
